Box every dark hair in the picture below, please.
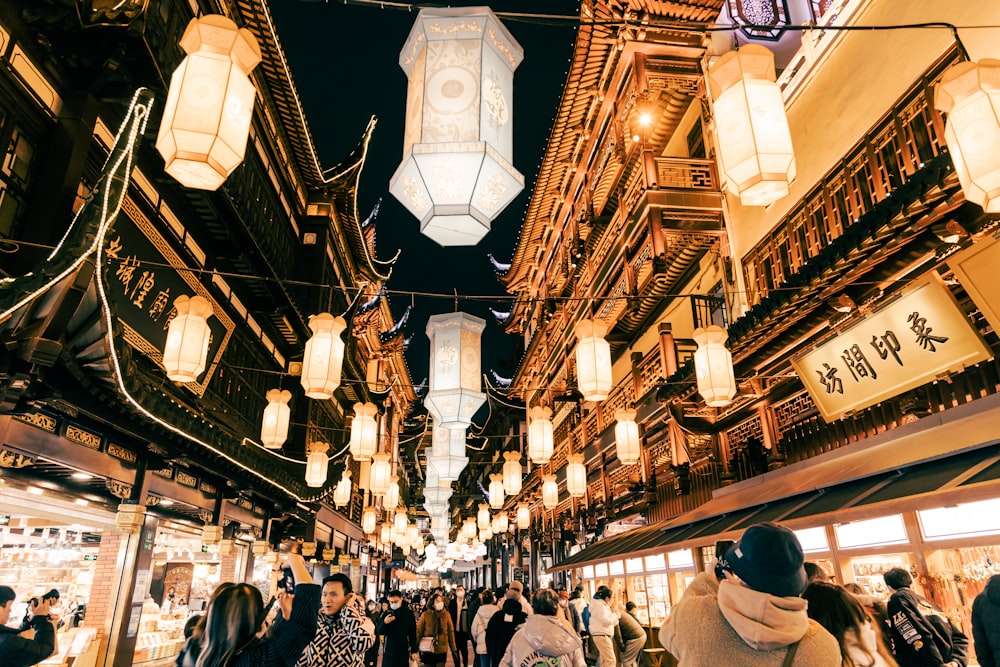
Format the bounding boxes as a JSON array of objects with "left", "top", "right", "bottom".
[
  {"left": 195, "top": 583, "right": 264, "bottom": 667},
  {"left": 481, "top": 590, "right": 495, "bottom": 605},
  {"left": 184, "top": 614, "right": 204, "bottom": 640},
  {"left": 388, "top": 590, "right": 403, "bottom": 599},
  {"left": 593, "top": 585, "right": 612, "bottom": 601},
  {"left": 0, "top": 586, "right": 15, "bottom": 607},
  {"left": 884, "top": 568, "right": 911, "bottom": 590},
  {"left": 802, "top": 583, "right": 890, "bottom": 667},
  {"left": 842, "top": 582, "right": 865, "bottom": 596},
  {"left": 570, "top": 590, "right": 581, "bottom": 600},
  {"left": 427, "top": 592, "right": 445, "bottom": 611},
  {"left": 625, "top": 602, "right": 636, "bottom": 612},
  {"left": 323, "top": 573, "right": 352, "bottom": 595},
  {"left": 532, "top": 589, "right": 559, "bottom": 616},
  {"left": 804, "top": 562, "right": 828, "bottom": 582}
]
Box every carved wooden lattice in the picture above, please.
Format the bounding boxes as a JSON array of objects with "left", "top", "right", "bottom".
[{"left": 773, "top": 391, "right": 817, "bottom": 437}]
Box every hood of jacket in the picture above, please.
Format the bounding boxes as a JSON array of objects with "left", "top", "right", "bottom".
[
  {"left": 986, "top": 574, "right": 1000, "bottom": 605},
  {"left": 476, "top": 604, "right": 499, "bottom": 620},
  {"left": 717, "top": 578, "right": 810, "bottom": 651},
  {"left": 502, "top": 598, "right": 526, "bottom": 617},
  {"left": 520, "top": 615, "right": 582, "bottom": 657}
]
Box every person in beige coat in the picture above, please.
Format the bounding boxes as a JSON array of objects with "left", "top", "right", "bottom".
[{"left": 659, "top": 522, "right": 840, "bottom": 667}]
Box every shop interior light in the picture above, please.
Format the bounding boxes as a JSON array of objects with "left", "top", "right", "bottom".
[
  {"left": 301, "top": 313, "right": 348, "bottom": 400},
  {"left": 260, "top": 389, "right": 292, "bottom": 449},
  {"left": 575, "top": 319, "right": 612, "bottom": 401},
  {"left": 163, "top": 295, "right": 214, "bottom": 383},
  {"left": 71, "top": 472, "right": 93, "bottom": 480}
]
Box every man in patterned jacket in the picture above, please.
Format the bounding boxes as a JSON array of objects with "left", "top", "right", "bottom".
[{"left": 297, "top": 573, "right": 376, "bottom": 667}]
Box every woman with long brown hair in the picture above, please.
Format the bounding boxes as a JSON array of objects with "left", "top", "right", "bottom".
[
  {"left": 802, "top": 582, "right": 898, "bottom": 667},
  {"left": 416, "top": 592, "right": 456, "bottom": 667}
]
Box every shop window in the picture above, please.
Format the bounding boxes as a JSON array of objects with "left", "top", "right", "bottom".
[
  {"left": 609, "top": 560, "right": 624, "bottom": 576},
  {"left": 625, "top": 557, "right": 643, "bottom": 573},
  {"left": 582, "top": 565, "right": 595, "bottom": 579},
  {"left": 3, "top": 128, "right": 34, "bottom": 187},
  {"left": 686, "top": 120, "right": 705, "bottom": 159},
  {"left": 644, "top": 553, "right": 666, "bottom": 571},
  {"left": 793, "top": 526, "right": 829, "bottom": 553},
  {"left": 667, "top": 549, "right": 694, "bottom": 568},
  {"left": 595, "top": 562, "right": 609, "bottom": 578},
  {"left": 918, "top": 498, "right": 1000, "bottom": 541},
  {"left": 835, "top": 514, "right": 908, "bottom": 549}
]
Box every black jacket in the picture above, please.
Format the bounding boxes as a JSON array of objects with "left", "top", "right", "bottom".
[
  {"left": 886, "top": 586, "right": 969, "bottom": 667},
  {"left": 485, "top": 599, "right": 526, "bottom": 667},
  {"left": 972, "top": 575, "right": 1000, "bottom": 667},
  {"left": 379, "top": 605, "right": 418, "bottom": 667},
  {"left": 449, "top": 595, "right": 471, "bottom": 634},
  {"left": 0, "top": 617, "right": 56, "bottom": 667}
]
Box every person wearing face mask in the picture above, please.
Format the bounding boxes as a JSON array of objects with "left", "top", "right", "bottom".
[
  {"left": 417, "top": 593, "right": 456, "bottom": 667},
  {"left": 380, "top": 591, "right": 418, "bottom": 667},
  {"left": 449, "top": 586, "right": 472, "bottom": 667},
  {"left": 555, "top": 590, "right": 575, "bottom": 632}
]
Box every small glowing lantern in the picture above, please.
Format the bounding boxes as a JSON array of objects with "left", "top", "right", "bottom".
[
  {"left": 163, "top": 295, "right": 213, "bottom": 383},
  {"left": 541, "top": 474, "right": 559, "bottom": 509},
  {"left": 380, "top": 522, "right": 393, "bottom": 544},
  {"left": 301, "top": 313, "right": 347, "bottom": 400},
  {"left": 349, "top": 402, "right": 379, "bottom": 461},
  {"left": 394, "top": 509, "right": 408, "bottom": 538},
  {"left": 406, "top": 524, "right": 420, "bottom": 547},
  {"left": 305, "top": 441, "right": 330, "bottom": 488},
  {"left": 332, "top": 468, "right": 352, "bottom": 507},
  {"left": 424, "top": 313, "right": 486, "bottom": 428},
  {"left": 362, "top": 506, "right": 378, "bottom": 535},
  {"left": 936, "top": 60, "right": 1000, "bottom": 212},
  {"left": 575, "top": 319, "right": 612, "bottom": 401},
  {"left": 497, "top": 513, "right": 510, "bottom": 534},
  {"left": 462, "top": 517, "right": 478, "bottom": 540},
  {"left": 156, "top": 15, "right": 261, "bottom": 191},
  {"left": 383, "top": 476, "right": 401, "bottom": 510},
  {"left": 491, "top": 516, "right": 501, "bottom": 534},
  {"left": 480, "top": 526, "right": 493, "bottom": 541},
  {"left": 708, "top": 44, "right": 795, "bottom": 207},
  {"left": 517, "top": 502, "right": 530, "bottom": 530},
  {"left": 566, "top": 454, "right": 587, "bottom": 498},
  {"left": 427, "top": 424, "right": 469, "bottom": 482},
  {"left": 389, "top": 7, "right": 525, "bottom": 246},
  {"left": 527, "top": 406, "right": 554, "bottom": 465},
  {"left": 489, "top": 474, "right": 505, "bottom": 509},
  {"left": 260, "top": 389, "right": 291, "bottom": 449},
  {"left": 477, "top": 503, "right": 491, "bottom": 531},
  {"left": 369, "top": 452, "right": 392, "bottom": 496},
  {"left": 693, "top": 325, "right": 737, "bottom": 407},
  {"left": 614, "top": 408, "right": 642, "bottom": 465},
  {"left": 502, "top": 450, "right": 522, "bottom": 494}
]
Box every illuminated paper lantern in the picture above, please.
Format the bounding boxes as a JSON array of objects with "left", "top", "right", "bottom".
[
  {"left": 155, "top": 15, "right": 261, "bottom": 191},
  {"left": 527, "top": 406, "right": 554, "bottom": 465},
  {"left": 362, "top": 506, "right": 378, "bottom": 535},
  {"left": 614, "top": 408, "right": 642, "bottom": 465},
  {"left": 477, "top": 503, "right": 491, "bottom": 530},
  {"left": 566, "top": 454, "right": 587, "bottom": 498},
  {"left": 369, "top": 452, "right": 392, "bottom": 496},
  {"left": 406, "top": 524, "right": 420, "bottom": 548},
  {"left": 489, "top": 474, "right": 505, "bottom": 509},
  {"left": 708, "top": 44, "right": 795, "bottom": 207},
  {"left": 305, "top": 441, "right": 330, "bottom": 488},
  {"left": 301, "top": 313, "right": 347, "bottom": 400},
  {"left": 424, "top": 313, "right": 486, "bottom": 428},
  {"left": 542, "top": 475, "right": 559, "bottom": 509},
  {"left": 427, "top": 424, "right": 469, "bottom": 482},
  {"left": 332, "top": 468, "right": 352, "bottom": 506},
  {"left": 462, "top": 517, "right": 478, "bottom": 540},
  {"left": 349, "top": 402, "right": 379, "bottom": 461},
  {"left": 497, "top": 513, "right": 510, "bottom": 533},
  {"left": 389, "top": 7, "right": 524, "bottom": 246},
  {"left": 502, "top": 450, "right": 522, "bottom": 494},
  {"left": 380, "top": 522, "right": 392, "bottom": 544},
  {"left": 163, "top": 295, "right": 213, "bottom": 382},
  {"left": 575, "top": 319, "right": 612, "bottom": 401},
  {"left": 480, "top": 526, "right": 493, "bottom": 541},
  {"left": 260, "top": 389, "right": 291, "bottom": 449},
  {"left": 936, "top": 60, "right": 1000, "bottom": 212},
  {"left": 491, "top": 516, "right": 501, "bottom": 534},
  {"left": 517, "top": 503, "right": 530, "bottom": 530},
  {"left": 693, "top": 325, "right": 737, "bottom": 407},
  {"left": 383, "top": 476, "right": 401, "bottom": 510}
]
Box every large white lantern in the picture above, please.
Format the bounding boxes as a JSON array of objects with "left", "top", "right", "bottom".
[
  {"left": 496, "top": 513, "right": 510, "bottom": 534},
  {"left": 427, "top": 424, "right": 469, "bottom": 482},
  {"left": 301, "top": 313, "right": 347, "bottom": 400},
  {"left": 260, "top": 389, "right": 291, "bottom": 449},
  {"left": 541, "top": 474, "right": 559, "bottom": 509},
  {"left": 155, "top": 16, "right": 260, "bottom": 190},
  {"left": 349, "top": 402, "right": 379, "bottom": 461},
  {"left": 614, "top": 408, "right": 642, "bottom": 465},
  {"left": 163, "top": 295, "right": 213, "bottom": 383},
  {"left": 527, "top": 406, "right": 554, "bottom": 465},
  {"left": 332, "top": 469, "right": 352, "bottom": 507},
  {"left": 383, "top": 476, "right": 401, "bottom": 510},
  {"left": 575, "top": 319, "right": 612, "bottom": 401},
  {"left": 369, "top": 452, "right": 392, "bottom": 496},
  {"left": 477, "top": 503, "right": 491, "bottom": 531},
  {"left": 305, "top": 441, "right": 330, "bottom": 488},
  {"left": 693, "top": 325, "right": 737, "bottom": 407},
  {"left": 936, "top": 60, "right": 1000, "bottom": 212},
  {"left": 424, "top": 313, "right": 486, "bottom": 428},
  {"left": 362, "top": 506, "right": 378, "bottom": 535},
  {"left": 708, "top": 44, "right": 795, "bottom": 207},
  {"left": 489, "top": 474, "right": 505, "bottom": 509},
  {"left": 516, "top": 502, "right": 530, "bottom": 530},
  {"left": 389, "top": 7, "right": 524, "bottom": 246},
  {"left": 502, "top": 450, "right": 522, "bottom": 494},
  {"left": 566, "top": 454, "right": 587, "bottom": 498}
]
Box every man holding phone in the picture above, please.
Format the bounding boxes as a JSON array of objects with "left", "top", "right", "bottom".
[
  {"left": 379, "top": 590, "right": 418, "bottom": 667},
  {"left": 296, "top": 573, "right": 375, "bottom": 667},
  {"left": 0, "top": 586, "right": 55, "bottom": 666}
]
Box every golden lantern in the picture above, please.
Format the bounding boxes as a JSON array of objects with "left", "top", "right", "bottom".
[
  {"left": 369, "top": 452, "right": 392, "bottom": 496},
  {"left": 708, "top": 44, "right": 795, "bottom": 207},
  {"left": 427, "top": 423, "right": 469, "bottom": 482},
  {"left": 349, "top": 402, "right": 379, "bottom": 461},
  {"left": 936, "top": 60, "right": 1000, "bottom": 212},
  {"left": 163, "top": 295, "right": 213, "bottom": 383},
  {"left": 480, "top": 527, "right": 493, "bottom": 542},
  {"left": 155, "top": 15, "right": 261, "bottom": 191},
  {"left": 693, "top": 325, "right": 737, "bottom": 407},
  {"left": 491, "top": 516, "right": 501, "bottom": 534},
  {"left": 477, "top": 503, "right": 491, "bottom": 530},
  {"left": 502, "top": 450, "right": 522, "bottom": 494},
  {"left": 614, "top": 408, "right": 642, "bottom": 465},
  {"left": 566, "top": 454, "right": 587, "bottom": 498},
  {"left": 541, "top": 474, "right": 559, "bottom": 509},
  {"left": 260, "top": 389, "right": 291, "bottom": 449},
  {"left": 383, "top": 476, "right": 401, "bottom": 510},
  {"left": 389, "top": 7, "right": 524, "bottom": 246},
  {"left": 497, "top": 513, "right": 510, "bottom": 534},
  {"left": 394, "top": 508, "right": 408, "bottom": 536},
  {"left": 489, "top": 474, "right": 505, "bottom": 509},
  {"left": 401, "top": 543, "right": 411, "bottom": 556},
  {"left": 362, "top": 506, "right": 378, "bottom": 535},
  {"left": 575, "top": 319, "right": 612, "bottom": 401},
  {"left": 516, "top": 502, "right": 530, "bottom": 530},
  {"left": 380, "top": 522, "right": 393, "bottom": 544},
  {"left": 424, "top": 313, "right": 486, "bottom": 428},
  {"left": 527, "top": 406, "right": 554, "bottom": 465},
  {"left": 332, "top": 468, "right": 352, "bottom": 507},
  {"left": 301, "top": 313, "right": 347, "bottom": 400},
  {"left": 304, "top": 441, "right": 330, "bottom": 488}
]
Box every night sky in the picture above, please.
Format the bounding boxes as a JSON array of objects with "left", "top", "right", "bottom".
[{"left": 269, "top": 1, "right": 580, "bottom": 390}]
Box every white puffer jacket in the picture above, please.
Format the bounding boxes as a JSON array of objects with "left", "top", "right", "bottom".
[
  {"left": 499, "top": 615, "right": 586, "bottom": 667},
  {"left": 471, "top": 604, "right": 500, "bottom": 655}
]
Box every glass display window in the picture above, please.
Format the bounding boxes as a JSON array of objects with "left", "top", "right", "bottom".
[
  {"left": 794, "top": 526, "right": 829, "bottom": 553},
  {"left": 835, "top": 514, "right": 908, "bottom": 549},
  {"left": 923, "top": 544, "right": 1000, "bottom": 638},
  {"left": 845, "top": 553, "right": 912, "bottom": 597},
  {"left": 919, "top": 499, "right": 1000, "bottom": 541}
]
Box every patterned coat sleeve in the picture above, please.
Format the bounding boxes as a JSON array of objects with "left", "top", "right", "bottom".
[{"left": 339, "top": 596, "right": 376, "bottom": 655}]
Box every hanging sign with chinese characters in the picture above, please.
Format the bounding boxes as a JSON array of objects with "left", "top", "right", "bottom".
[
  {"left": 103, "top": 197, "right": 235, "bottom": 396},
  {"left": 791, "top": 277, "right": 991, "bottom": 422}
]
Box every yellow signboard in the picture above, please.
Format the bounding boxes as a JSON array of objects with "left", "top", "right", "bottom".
[{"left": 791, "top": 277, "right": 991, "bottom": 422}]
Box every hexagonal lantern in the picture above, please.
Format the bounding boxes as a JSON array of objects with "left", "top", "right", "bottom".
[{"left": 424, "top": 312, "right": 486, "bottom": 429}]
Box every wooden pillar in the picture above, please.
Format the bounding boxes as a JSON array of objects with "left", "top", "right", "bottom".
[{"left": 658, "top": 323, "right": 678, "bottom": 378}]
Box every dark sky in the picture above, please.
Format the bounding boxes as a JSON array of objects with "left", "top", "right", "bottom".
[{"left": 269, "top": 1, "right": 580, "bottom": 389}]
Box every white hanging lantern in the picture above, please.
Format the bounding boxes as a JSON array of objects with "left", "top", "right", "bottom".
[
  {"left": 406, "top": 524, "right": 420, "bottom": 548},
  {"left": 488, "top": 474, "right": 505, "bottom": 509},
  {"left": 424, "top": 313, "right": 486, "bottom": 428},
  {"left": 427, "top": 424, "right": 469, "bottom": 482},
  {"left": 383, "top": 476, "right": 401, "bottom": 510},
  {"left": 305, "top": 441, "right": 330, "bottom": 488},
  {"left": 462, "top": 517, "right": 478, "bottom": 540},
  {"left": 502, "top": 450, "right": 522, "bottom": 494},
  {"left": 479, "top": 527, "right": 493, "bottom": 542},
  {"left": 541, "top": 475, "right": 559, "bottom": 509},
  {"left": 566, "top": 454, "right": 587, "bottom": 498},
  {"left": 259, "top": 389, "right": 291, "bottom": 449},
  {"left": 389, "top": 7, "right": 525, "bottom": 246},
  {"left": 401, "top": 543, "right": 411, "bottom": 556},
  {"left": 155, "top": 15, "right": 261, "bottom": 191},
  {"left": 477, "top": 503, "right": 491, "bottom": 531},
  {"left": 349, "top": 402, "right": 379, "bottom": 461},
  {"left": 614, "top": 408, "right": 642, "bottom": 465},
  {"left": 380, "top": 522, "right": 393, "bottom": 544},
  {"left": 575, "top": 319, "right": 612, "bottom": 401},
  {"left": 497, "top": 513, "right": 510, "bottom": 534},
  {"left": 369, "top": 452, "right": 392, "bottom": 496},
  {"left": 491, "top": 516, "right": 501, "bottom": 534},
  {"left": 936, "top": 60, "right": 1000, "bottom": 212},
  {"left": 394, "top": 509, "right": 408, "bottom": 536},
  {"left": 362, "top": 506, "right": 378, "bottom": 535},
  {"left": 333, "top": 469, "right": 352, "bottom": 507},
  {"left": 163, "top": 295, "right": 214, "bottom": 383},
  {"left": 301, "top": 313, "right": 348, "bottom": 400},
  {"left": 527, "top": 406, "right": 554, "bottom": 465},
  {"left": 708, "top": 44, "right": 795, "bottom": 207},
  {"left": 693, "top": 325, "right": 737, "bottom": 407},
  {"left": 516, "top": 502, "right": 530, "bottom": 530}
]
